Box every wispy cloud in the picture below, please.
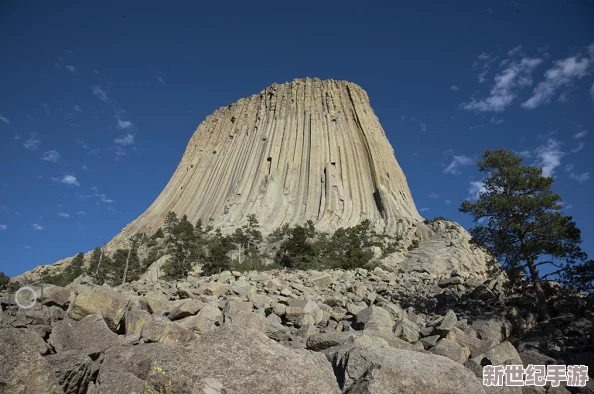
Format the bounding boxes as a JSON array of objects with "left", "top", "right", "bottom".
[
  {"left": 91, "top": 85, "right": 109, "bottom": 102},
  {"left": 53, "top": 175, "right": 80, "bottom": 186},
  {"left": 522, "top": 47, "right": 592, "bottom": 109},
  {"left": 574, "top": 129, "right": 589, "bottom": 139},
  {"left": 74, "top": 104, "right": 82, "bottom": 112},
  {"left": 116, "top": 118, "right": 133, "bottom": 130},
  {"left": 154, "top": 73, "right": 167, "bottom": 87},
  {"left": 590, "top": 83, "right": 594, "bottom": 104},
  {"left": 569, "top": 172, "right": 589, "bottom": 182},
  {"left": 444, "top": 154, "right": 474, "bottom": 175},
  {"left": 565, "top": 164, "right": 589, "bottom": 183},
  {"left": 444, "top": 199, "right": 451, "bottom": 204},
  {"left": 82, "top": 165, "right": 89, "bottom": 171},
  {"left": 57, "top": 212, "right": 70, "bottom": 218},
  {"left": 32, "top": 223, "right": 44, "bottom": 231},
  {"left": 468, "top": 180, "right": 486, "bottom": 200},
  {"left": 419, "top": 207, "right": 430, "bottom": 212},
  {"left": 42, "top": 150, "right": 60, "bottom": 162},
  {"left": 23, "top": 134, "right": 41, "bottom": 150},
  {"left": 534, "top": 138, "right": 564, "bottom": 177},
  {"left": 490, "top": 117, "right": 504, "bottom": 125},
  {"left": 463, "top": 47, "right": 542, "bottom": 112},
  {"left": 570, "top": 143, "right": 584, "bottom": 153},
  {"left": 0, "top": 224, "right": 6, "bottom": 230},
  {"left": 0, "top": 114, "right": 10, "bottom": 124},
  {"left": 420, "top": 122, "right": 427, "bottom": 132},
  {"left": 450, "top": 85, "right": 460, "bottom": 91},
  {"left": 114, "top": 133, "right": 135, "bottom": 145},
  {"left": 76, "top": 211, "right": 86, "bottom": 215},
  {"left": 64, "top": 64, "right": 77, "bottom": 74},
  {"left": 473, "top": 52, "right": 497, "bottom": 83},
  {"left": 428, "top": 192, "right": 440, "bottom": 199},
  {"left": 41, "top": 103, "right": 50, "bottom": 115}
]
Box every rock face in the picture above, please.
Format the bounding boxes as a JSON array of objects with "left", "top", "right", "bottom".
[{"left": 113, "top": 78, "right": 422, "bottom": 246}]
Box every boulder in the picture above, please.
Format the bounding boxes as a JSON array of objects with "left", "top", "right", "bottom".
[
  {"left": 430, "top": 338, "right": 471, "bottom": 363},
  {"left": 50, "top": 314, "right": 123, "bottom": 355},
  {"left": 354, "top": 306, "right": 394, "bottom": 333},
  {"left": 45, "top": 350, "right": 97, "bottom": 394},
  {"left": 93, "top": 325, "right": 341, "bottom": 394},
  {"left": 141, "top": 314, "right": 196, "bottom": 345},
  {"left": 324, "top": 342, "right": 488, "bottom": 393},
  {"left": 465, "top": 341, "right": 523, "bottom": 377},
  {"left": 0, "top": 327, "right": 63, "bottom": 393},
  {"left": 168, "top": 298, "right": 204, "bottom": 320},
  {"left": 68, "top": 286, "right": 129, "bottom": 331},
  {"left": 471, "top": 316, "right": 512, "bottom": 345},
  {"left": 177, "top": 303, "right": 222, "bottom": 335}
]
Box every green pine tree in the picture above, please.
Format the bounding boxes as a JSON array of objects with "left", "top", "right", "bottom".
[{"left": 460, "top": 149, "right": 592, "bottom": 320}]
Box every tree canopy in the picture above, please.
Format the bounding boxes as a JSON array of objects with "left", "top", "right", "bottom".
[{"left": 460, "top": 149, "right": 593, "bottom": 320}]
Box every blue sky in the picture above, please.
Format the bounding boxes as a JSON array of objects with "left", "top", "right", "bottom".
[{"left": 0, "top": 0, "right": 593, "bottom": 277}]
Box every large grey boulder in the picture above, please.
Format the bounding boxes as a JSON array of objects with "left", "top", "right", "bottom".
[
  {"left": 68, "top": 286, "right": 129, "bottom": 331},
  {"left": 92, "top": 325, "right": 341, "bottom": 394},
  {"left": 353, "top": 306, "right": 394, "bottom": 332},
  {"left": 324, "top": 342, "right": 488, "bottom": 393},
  {"left": 49, "top": 314, "right": 123, "bottom": 355},
  {"left": 0, "top": 327, "right": 63, "bottom": 394}
]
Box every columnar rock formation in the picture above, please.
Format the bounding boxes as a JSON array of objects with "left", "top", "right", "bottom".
[{"left": 114, "top": 78, "right": 422, "bottom": 246}]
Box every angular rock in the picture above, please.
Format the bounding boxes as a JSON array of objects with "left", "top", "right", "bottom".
[
  {"left": 141, "top": 314, "right": 196, "bottom": 345},
  {"left": 94, "top": 325, "right": 341, "bottom": 394},
  {"left": 309, "top": 273, "right": 333, "bottom": 287},
  {"left": 168, "top": 298, "right": 204, "bottom": 320},
  {"left": 0, "top": 327, "right": 63, "bottom": 393},
  {"left": 393, "top": 317, "right": 420, "bottom": 343},
  {"left": 471, "top": 316, "right": 512, "bottom": 345},
  {"left": 465, "top": 341, "right": 523, "bottom": 377},
  {"left": 45, "top": 350, "right": 97, "bottom": 394},
  {"left": 324, "top": 342, "right": 488, "bottom": 393},
  {"left": 430, "top": 338, "right": 471, "bottom": 364},
  {"left": 177, "top": 303, "right": 222, "bottom": 335},
  {"left": 354, "top": 306, "right": 394, "bottom": 332},
  {"left": 68, "top": 286, "right": 129, "bottom": 331}
]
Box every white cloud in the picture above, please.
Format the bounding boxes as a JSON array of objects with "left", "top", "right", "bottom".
[
  {"left": 57, "top": 212, "right": 70, "bottom": 218},
  {"left": 428, "top": 192, "right": 440, "bottom": 199},
  {"left": 574, "top": 129, "right": 589, "bottom": 139},
  {"left": 490, "top": 117, "right": 504, "bottom": 125},
  {"left": 565, "top": 164, "right": 589, "bottom": 183},
  {"left": 522, "top": 52, "right": 592, "bottom": 109},
  {"left": 419, "top": 207, "right": 430, "bottom": 212},
  {"left": 98, "top": 194, "right": 113, "bottom": 203},
  {"left": 74, "top": 104, "right": 82, "bottom": 112},
  {"left": 444, "top": 199, "right": 451, "bottom": 204},
  {"left": 32, "top": 223, "right": 44, "bottom": 231},
  {"left": 54, "top": 175, "right": 80, "bottom": 186},
  {"left": 473, "top": 52, "right": 497, "bottom": 83},
  {"left": 0, "top": 224, "right": 6, "bottom": 230},
  {"left": 468, "top": 180, "right": 486, "bottom": 200},
  {"left": 420, "top": 122, "right": 427, "bottom": 132},
  {"left": 570, "top": 143, "right": 584, "bottom": 153},
  {"left": 155, "top": 74, "right": 167, "bottom": 87},
  {"left": 569, "top": 172, "right": 589, "bottom": 182},
  {"left": 0, "top": 114, "right": 10, "bottom": 124},
  {"left": 91, "top": 85, "right": 109, "bottom": 102},
  {"left": 516, "top": 150, "right": 532, "bottom": 158},
  {"left": 450, "top": 85, "right": 460, "bottom": 91},
  {"left": 65, "top": 64, "right": 77, "bottom": 73},
  {"left": 24, "top": 245, "right": 31, "bottom": 249},
  {"left": 114, "top": 133, "right": 135, "bottom": 145},
  {"left": 463, "top": 48, "right": 543, "bottom": 112},
  {"left": 41, "top": 103, "right": 50, "bottom": 114},
  {"left": 116, "top": 118, "right": 133, "bottom": 129},
  {"left": 534, "top": 138, "right": 564, "bottom": 177},
  {"left": 82, "top": 165, "right": 89, "bottom": 170},
  {"left": 76, "top": 211, "right": 86, "bottom": 215},
  {"left": 444, "top": 154, "right": 474, "bottom": 175},
  {"left": 42, "top": 150, "right": 60, "bottom": 162},
  {"left": 591, "top": 83, "right": 594, "bottom": 104},
  {"left": 23, "top": 134, "right": 41, "bottom": 150}
]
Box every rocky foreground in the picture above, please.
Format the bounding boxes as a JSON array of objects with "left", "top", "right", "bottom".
[{"left": 1, "top": 261, "right": 593, "bottom": 394}]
